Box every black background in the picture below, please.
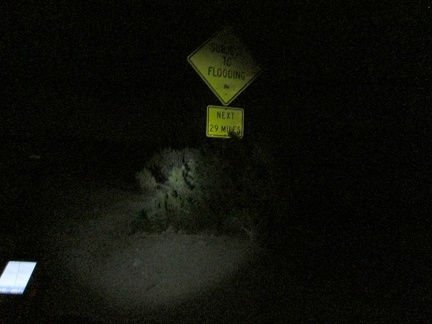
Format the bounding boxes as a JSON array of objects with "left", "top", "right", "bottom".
[
  {"left": 2, "top": 1, "right": 430, "bottom": 233},
  {"left": 1, "top": 1, "right": 431, "bottom": 321}
]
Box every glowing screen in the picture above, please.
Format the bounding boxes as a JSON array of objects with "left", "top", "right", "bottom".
[{"left": 0, "top": 261, "right": 37, "bottom": 294}]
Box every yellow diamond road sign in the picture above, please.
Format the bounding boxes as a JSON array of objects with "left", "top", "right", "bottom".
[
  {"left": 206, "top": 105, "right": 244, "bottom": 138},
  {"left": 188, "top": 27, "right": 261, "bottom": 106}
]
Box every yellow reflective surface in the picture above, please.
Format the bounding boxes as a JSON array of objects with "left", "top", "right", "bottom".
[
  {"left": 188, "top": 27, "right": 261, "bottom": 106},
  {"left": 206, "top": 105, "right": 244, "bottom": 138}
]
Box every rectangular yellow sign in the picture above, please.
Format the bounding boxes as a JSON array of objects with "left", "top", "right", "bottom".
[{"left": 206, "top": 105, "right": 244, "bottom": 139}]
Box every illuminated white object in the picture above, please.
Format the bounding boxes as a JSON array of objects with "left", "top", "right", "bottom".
[{"left": 0, "top": 261, "right": 37, "bottom": 294}]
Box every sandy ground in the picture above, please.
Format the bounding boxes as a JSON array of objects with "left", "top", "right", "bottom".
[
  {"left": 29, "top": 175, "right": 264, "bottom": 323},
  {"left": 4, "top": 155, "right": 431, "bottom": 322}
]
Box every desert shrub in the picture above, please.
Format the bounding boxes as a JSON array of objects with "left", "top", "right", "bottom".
[
  {"left": 136, "top": 147, "right": 219, "bottom": 233},
  {"left": 216, "top": 133, "right": 279, "bottom": 237},
  {"left": 135, "top": 135, "right": 279, "bottom": 238}
]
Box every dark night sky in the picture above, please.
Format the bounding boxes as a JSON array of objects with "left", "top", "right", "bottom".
[{"left": 2, "top": 1, "right": 430, "bottom": 193}]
